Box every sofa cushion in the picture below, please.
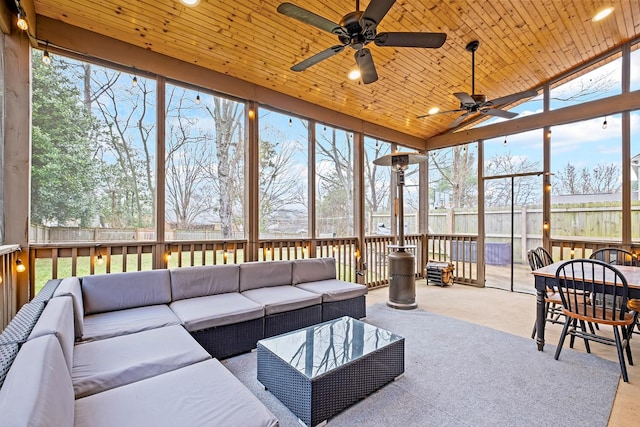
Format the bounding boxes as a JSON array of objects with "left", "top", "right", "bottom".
[
  {"left": 82, "top": 305, "right": 181, "bottom": 342},
  {"left": 170, "top": 264, "right": 240, "bottom": 301},
  {"left": 53, "top": 276, "right": 85, "bottom": 339},
  {"left": 292, "top": 257, "right": 337, "bottom": 284},
  {"left": 0, "top": 335, "right": 74, "bottom": 427},
  {"left": 242, "top": 285, "right": 322, "bottom": 315},
  {"left": 296, "top": 279, "right": 368, "bottom": 302},
  {"left": 72, "top": 325, "right": 211, "bottom": 398},
  {"left": 240, "top": 260, "right": 293, "bottom": 292},
  {"left": 28, "top": 296, "right": 75, "bottom": 373},
  {"left": 82, "top": 270, "right": 172, "bottom": 315},
  {"left": 170, "top": 293, "right": 264, "bottom": 332},
  {"left": 74, "top": 359, "right": 278, "bottom": 427}
]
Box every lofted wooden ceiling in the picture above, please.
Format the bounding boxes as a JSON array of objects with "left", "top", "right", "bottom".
[{"left": 30, "top": 0, "right": 640, "bottom": 140}]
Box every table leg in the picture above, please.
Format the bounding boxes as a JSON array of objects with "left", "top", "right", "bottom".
[{"left": 536, "top": 288, "right": 546, "bottom": 351}]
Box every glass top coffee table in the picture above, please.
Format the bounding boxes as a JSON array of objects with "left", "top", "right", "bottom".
[{"left": 257, "top": 316, "right": 405, "bottom": 427}]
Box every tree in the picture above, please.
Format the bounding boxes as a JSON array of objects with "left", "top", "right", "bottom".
[
  {"left": 31, "top": 53, "right": 100, "bottom": 226},
  {"left": 205, "top": 98, "right": 244, "bottom": 239},
  {"left": 258, "top": 125, "right": 306, "bottom": 232},
  {"left": 363, "top": 140, "right": 391, "bottom": 233},
  {"left": 91, "top": 71, "right": 156, "bottom": 228},
  {"left": 555, "top": 162, "right": 621, "bottom": 195},
  {"left": 164, "top": 86, "right": 217, "bottom": 228},
  {"left": 315, "top": 128, "right": 354, "bottom": 236},
  {"left": 484, "top": 152, "right": 542, "bottom": 206},
  {"left": 429, "top": 145, "right": 477, "bottom": 209}
]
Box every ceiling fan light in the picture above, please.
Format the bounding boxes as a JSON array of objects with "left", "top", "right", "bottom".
[
  {"left": 428, "top": 107, "right": 440, "bottom": 115},
  {"left": 593, "top": 7, "right": 613, "bottom": 22},
  {"left": 348, "top": 69, "right": 361, "bottom": 80}
]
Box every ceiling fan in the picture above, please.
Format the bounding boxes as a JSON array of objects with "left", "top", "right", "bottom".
[
  {"left": 277, "top": 0, "right": 447, "bottom": 84},
  {"left": 417, "top": 40, "right": 538, "bottom": 128}
]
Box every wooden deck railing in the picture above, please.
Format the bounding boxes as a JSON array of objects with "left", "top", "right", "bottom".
[
  {"left": 549, "top": 238, "right": 640, "bottom": 260},
  {"left": 28, "top": 234, "right": 484, "bottom": 299},
  {"left": 0, "top": 245, "right": 22, "bottom": 330}
]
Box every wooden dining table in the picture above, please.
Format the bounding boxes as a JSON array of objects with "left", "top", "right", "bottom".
[{"left": 531, "top": 260, "right": 640, "bottom": 351}]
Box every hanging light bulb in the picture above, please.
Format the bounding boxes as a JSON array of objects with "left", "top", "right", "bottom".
[
  {"left": 132, "top": 75, "right": 138, "bottom": 86},
  {"left": 16, "top": 9, "right": 28, "bottom": 31},
  {"left": 323, "top": 126, "right": 327, "bottom": 134},
  {"left": 42, "top": 41, "right": 51, "bottom": 65},
  {"left": 503, "top": 136, "right": 507, "bottom": 146},
  {"left": 195, "top": 93, "right": 201, "bottom": 104},
  {"left": 602, "top": 116, "right": 608, "bottom": 129},
  {"left": 15, "top": 258, "right": 26, "bottom": 273},
  {"left": 289, "top": 118, "right": 292, "bottom": 127},
  {"left": 96, "top": 252, "right": 104, "bottom": 266}
]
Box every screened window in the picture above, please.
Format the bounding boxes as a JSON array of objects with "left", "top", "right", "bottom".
[
  {"left": 550, "top": 115, "right": 622, "bottom": 240},
  {"left": 315, "top": 124, "right": 354, "bottom": 237},
  {"left": 364, "top": 137, "right": 391, "bottom": 235},
  {"left": 550, "top": 54, "right": 621, "bottom": 110},
  {"left": 631, "top": 43, "right": 640, "bottom": 92},
  {"left": 165, "top": 83, "right": 245, "bottom": 241},
  {"left": 428, "top": 143, "right": 478, "bottom": 234},
  {"left": 31, "top": 53, "right": 157, "bottom": 243},
  {"left": 631, "top": 109, "right": 640, "bottom": 241},
  {"left": 258, "top": 109, "right": 308, "bottom": 238}
]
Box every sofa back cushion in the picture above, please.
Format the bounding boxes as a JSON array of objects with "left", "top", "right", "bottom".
[
  {"left": 0, "top": 335, "right": 74, "bottom": 427},
  {"left": 170, "top": 265, "right": 240, "bottom": 301},
  {"left": 53, "top": 276, "right": 85, "bottom": 339},
  {"left": 239, "top": 261, "right": 293, "bottom": 292},
  {"left": 28, "top": 296, "right": 75, "bottom": 374},
  {"left": 82, "top": 270, "right": 172, "bottom": 315},
  {"left": 292, "top": 257, "right": 337, "bottom": 284}
]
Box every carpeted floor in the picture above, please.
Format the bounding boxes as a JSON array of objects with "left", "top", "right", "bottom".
[{"left": 223, "top": 304, "right": 620, "bottom": 427}]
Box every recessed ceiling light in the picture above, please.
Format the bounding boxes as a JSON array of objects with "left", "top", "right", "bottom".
[
  {"left": 348, "top": 69, "right": 361, "bottom": 80},
  {"left": 181, "top": 0, "right": 201, "bottom": 6},
  {"left": 593, "top": 7, "right": 614, "bottom": 22},
  {"left": 428, "top": 107, "right": 440, "bottom": 115}
]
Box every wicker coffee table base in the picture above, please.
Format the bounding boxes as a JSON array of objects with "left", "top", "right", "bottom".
[{"left": 257, "top": 334, "right": 404, "bottom": 427}]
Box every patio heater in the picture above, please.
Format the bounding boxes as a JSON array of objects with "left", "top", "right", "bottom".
[{"left": 373, "top": 152, "right": 428, "bottom": 310}]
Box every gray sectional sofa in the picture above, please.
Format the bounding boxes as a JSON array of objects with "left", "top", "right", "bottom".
[{"left": 0, "top": 257, "right": 367, "bottom": 426}]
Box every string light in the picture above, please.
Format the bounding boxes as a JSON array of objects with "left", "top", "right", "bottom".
[
  {"left": 248, "top": 109, "right": 255, "bottom": 119},
  {"left": 16, "top": 8, "right": 28, "bottom": 31},
  {"left": 96, "top": 252, "right": 104, "bottom": 265},
  {"left": 503, "top": 136, "right": 507, "bottom": 146},
  {"left": 602, "top": 116, "right": 608, "bottom": 129},
  {"left": 15, "top": 258, "right": 26, "bottom": 273},
  {"left": 42, "top": 41, "right": 51, "bottom": 65},
  {"left": 195, "top": 93, "right": 201, "bottom": 104},
  {"left": 289, "top": 118, "right": 292, "bottom": 127}
]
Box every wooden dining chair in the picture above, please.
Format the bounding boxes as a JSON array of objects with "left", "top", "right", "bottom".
[
  {"left": 528, "top": 247, "right": 563, "bottom": 339},
  {"left": 589, "top": 247, "right": 639, "bottom": 266},
  {"left": 554, "top": 259, "right": 635, "bottom": 382}
]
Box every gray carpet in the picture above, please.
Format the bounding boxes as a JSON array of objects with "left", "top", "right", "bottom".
[{"left": 223, "top": 304, "right": 620, "bottom": 427}]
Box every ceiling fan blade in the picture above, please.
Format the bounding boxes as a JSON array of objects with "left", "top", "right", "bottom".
[
  {"left": 355, "top": 48, "right": 378, "bottom": 84},
  {"left": 483, "top": 108, "right": 518, "bottom": 119},
  {"left": 416, "top": 109, "right": 463, "bottom": 119},
  {"left": 374, "top": 32, "right": 447, "bottom": 48},
  {"left": 449, "top": 112, "right": 471, "bottom": 129},
  {"left": 291, "top": 45, "right": 346, "bottom": 71},
  {"left": 360, "top": 0, "right": 396, "bottom": 31},
  {"left": 488, "top": 89, "right": 538, "bottom": 107},
  {"left": 277, "top": 2, "right": 346, "bottom": 37},
  {"left": 453, "top": 92, "right": 476, "bottom": 107}
]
